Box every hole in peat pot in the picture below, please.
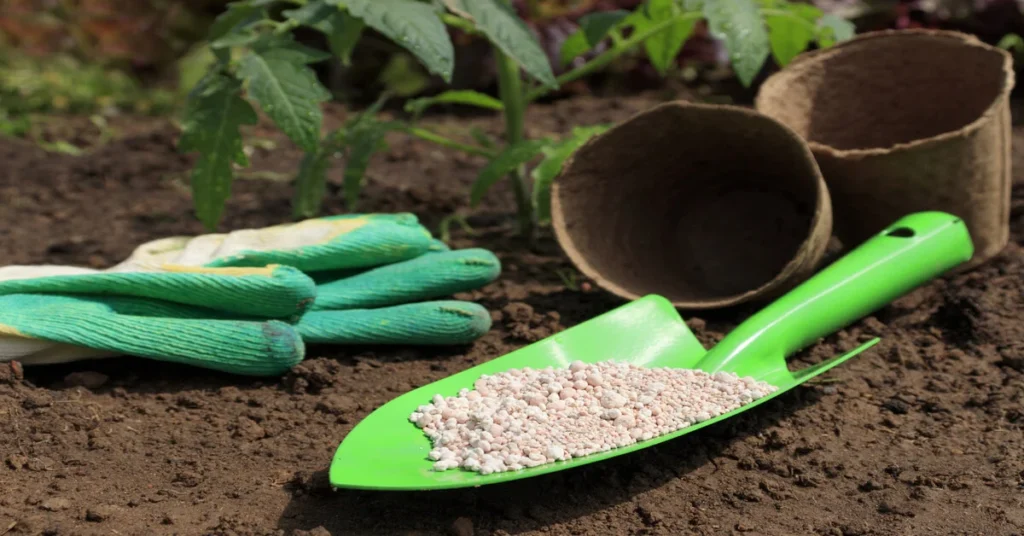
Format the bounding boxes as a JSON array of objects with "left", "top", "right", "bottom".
[{"left": 886, "top": 227, "right": 915, "bottom": 238}]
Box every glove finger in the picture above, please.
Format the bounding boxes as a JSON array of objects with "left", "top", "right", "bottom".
[
  {"left": 0, "top": 294, "right": 304, "bottom": 376},
  {"left": 203, "top": 213, "right": 436, "bottom": 272},
  {"left": 296, "top": 300, "right": 492, "bottom": 346},
  {"left": 310, "top": 248, "right": 500, "bottom": 311},
  {"left": 301, "top": 240, "right": 459, "bottom": 285},
  {"left": 0, "top": 265, "right": 315, "bottom": 319}
]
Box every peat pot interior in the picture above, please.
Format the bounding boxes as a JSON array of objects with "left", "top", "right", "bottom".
[
  {"left": 551, "top": 101, "right": 830, "bottom": 308},
  {"left": 756, "top": 30, "right": 1009, "bottom": 151}
]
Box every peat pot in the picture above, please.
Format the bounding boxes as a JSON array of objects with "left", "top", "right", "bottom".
[
  {"left": 756, "top": 29, "right": 1015, "bottom": 269},
  {"left": 550, "top": 100, "right": 832, "bottom": 310}
]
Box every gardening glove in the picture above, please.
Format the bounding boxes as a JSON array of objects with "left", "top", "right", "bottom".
[
  {"left": 0, "top": 213, "right": 501, "bottom": 376},
  {"left": 0, "top": 265, "right": 315, "bottom": 375}
]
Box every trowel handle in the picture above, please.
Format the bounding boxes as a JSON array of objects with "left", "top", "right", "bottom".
[{"left": 704, "top": 211, "right": 974, "bottom": 373}]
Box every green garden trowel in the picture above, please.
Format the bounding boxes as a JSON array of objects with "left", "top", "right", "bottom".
[{"left": 328, "top": 211, "right": 974, "bottom": 491}]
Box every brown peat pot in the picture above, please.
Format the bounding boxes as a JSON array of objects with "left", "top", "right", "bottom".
[
  {"left": 756, "top": 29, "right": 1015, "bottom": 269},
  {"left": 550, "top": 100, "right": 832, "bottom": 310}
]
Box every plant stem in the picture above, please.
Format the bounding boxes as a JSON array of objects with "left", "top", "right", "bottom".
[
  {"left": 403, "top": 126, "right": 496, "bottom": 158},
  {"left": 440, "top": 14, "right": 479, "bottom": 35},
  {"left": 273, "top": 18, "right": 301, "bottom": 35},
  {"left": 525, "top": 12, "right": 703, "bottom": 102},
  {"left": 494, "top": 49, "right": 534, "bottom": 237}
]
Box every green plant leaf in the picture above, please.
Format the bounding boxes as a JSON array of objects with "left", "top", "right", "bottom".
[
  {"left": 816, "top": 14, "right": 855, "bottom": 48},
  {"left": 286, "top": 2, "right": 365, "bottom": 65},
  {"left": 207, "top": 1, "right": 265, "bottom": 61},
  {"left": 208, "top": 2, "right": 262, "bottom": 41},
  {"left": 334, "top": 0, "right": 454, "bottom": 82},
  {"left": 447, "top": 0, "right": 557, "bottom": 88},
  {"left": 637, "top": 0, "right": 697, "bottom": 75},
  {"left": 998, "top": 33, "right": 1024, "bottom": 53},
  {"left": 581, "top": 10, "right": 629, "bottom": 45},
  {"left": 470, "top": 139, "right": 548, "bottom": 207},
  {"left": 325, "top": 12, "right": 366, "bottom": 65},
  {"left": 378, "top": 53, "right": 432, "bottom": 97},
  {"left": 703, "top": 0, "right": 770, "bottom": 87},
  {"left": 558, "top": 31, "right": 590, "bottom": 67},
  {"left": 343, "top": 120, "right": 404, "bottom": 210},
  {"left": 293, "top": 148, "right": 332, "bottom": 218},
  {"left": 469, "top": 126, "right": 497, "bottom": 149},
  {"left": 766, "top": 14, "right": 814, "bottom": 66},
  {"left": 178, "top": 74, "right": 258, "bottom": 230},
  {"left": 177, "top": 45, "right": 219, "bottom": 97},
  {"left": 783, "top": 2, "right": 824, "bottom": 22},
  {"left": 211, "top": 31, "right": 260, "bottom": 49},
  {"left": 438, "top": 0, "right": 472, "bottom": 20},
  {"left": 251, "top": 34, "right": 333, "bottom": 63},
  {"left": 283, "top": 0, "right": 335, "bottom": 26},
  {"left": 531, "top": 125, "right": 609, "bottom": 224},
  {"left": 405, "top": 89, "right": 504, "bottom": 117},
  {"left": 238, "top": 49, "right": 331, "bottom": 152},
  {"left": 558, "top": 10, "right": 629, "bottom": 66}
]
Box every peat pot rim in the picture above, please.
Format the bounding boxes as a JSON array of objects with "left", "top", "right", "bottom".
[
  {"left": 550, "top": 99, "right": 833, "bottom": 310},
  {"left": 756, "top": 28, "right": 1016, "bottom": 159}
]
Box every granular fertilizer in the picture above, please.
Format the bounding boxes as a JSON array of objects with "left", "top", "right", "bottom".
[{"left": 409, "top": 360, "right": 778, "bottom": 475}]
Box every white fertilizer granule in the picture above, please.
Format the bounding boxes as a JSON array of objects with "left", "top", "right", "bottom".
[{"left": 409, "top": 360, "right": 778, "bottom": 475}]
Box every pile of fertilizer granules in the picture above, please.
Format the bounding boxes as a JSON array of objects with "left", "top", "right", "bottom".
[{"left": 409, "top": 360, "right": 777, "bottom": 475}]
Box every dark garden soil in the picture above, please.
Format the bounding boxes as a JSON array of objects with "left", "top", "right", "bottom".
[{"left": 1, "top": 92, "right": 1023, "bottom": 536}]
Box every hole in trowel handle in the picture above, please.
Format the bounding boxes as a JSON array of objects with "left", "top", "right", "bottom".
[{"left": 885, "top": 227, "right": 915, "bottom": 238}]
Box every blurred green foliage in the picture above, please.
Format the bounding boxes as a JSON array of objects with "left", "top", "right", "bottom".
[
  {"left": 0, "top": 50, "right": 180, "bottom": 139},
  {"left": 0, "top": 52, "right": 178, "bottom": 117}
]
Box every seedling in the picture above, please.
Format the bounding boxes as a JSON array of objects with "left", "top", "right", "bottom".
[{"left": 178, "top": 0, "right": 855, "bottom": 235}]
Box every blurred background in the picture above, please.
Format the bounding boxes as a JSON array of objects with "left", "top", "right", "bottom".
[{"left": 2, "top": 0, "right": 1023, "bottom": 147}]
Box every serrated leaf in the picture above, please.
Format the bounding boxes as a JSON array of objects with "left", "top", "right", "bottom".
[
  {"left": 447, "top": 0, "right": 557, "bottom": 88},
  {"left": 293, "top": 148, "right": 332, "bottom": 218},
  {"left": 334, "top": 0, "right": 454, "bottom": 82},
  {"left": 470, "top": 139, "right": 549, "bottom": 207},
  {"left": 178, "top": 74, "right": 258, "bottom": 230},
  {"left": 703, "top": 0, "right": 770, "bottom": 87},
  {"left": 238, "top": 50, "right": 331, "bottom": 152},
  {"left": 816, "top": 14, "right": 855, "bottom": 48},
  {"left": 766, "top": 15, "right": 814, "bottom": 66},
  {"left": 343, "top": 120, "right": 404, "bottom": 210},
  {"left": 531, "top": 125, "right": 610, "bottom": 224},
  {"left": 405, "top": 90, "right": 503, "bottom": 117},
  {"left": 638, "top": 0, "right": 697, "bottom": 75}
]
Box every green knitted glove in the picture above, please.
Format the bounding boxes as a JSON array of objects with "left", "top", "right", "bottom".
[{"left": 0, "top": 213, "right": 500, "bottom": 375}]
